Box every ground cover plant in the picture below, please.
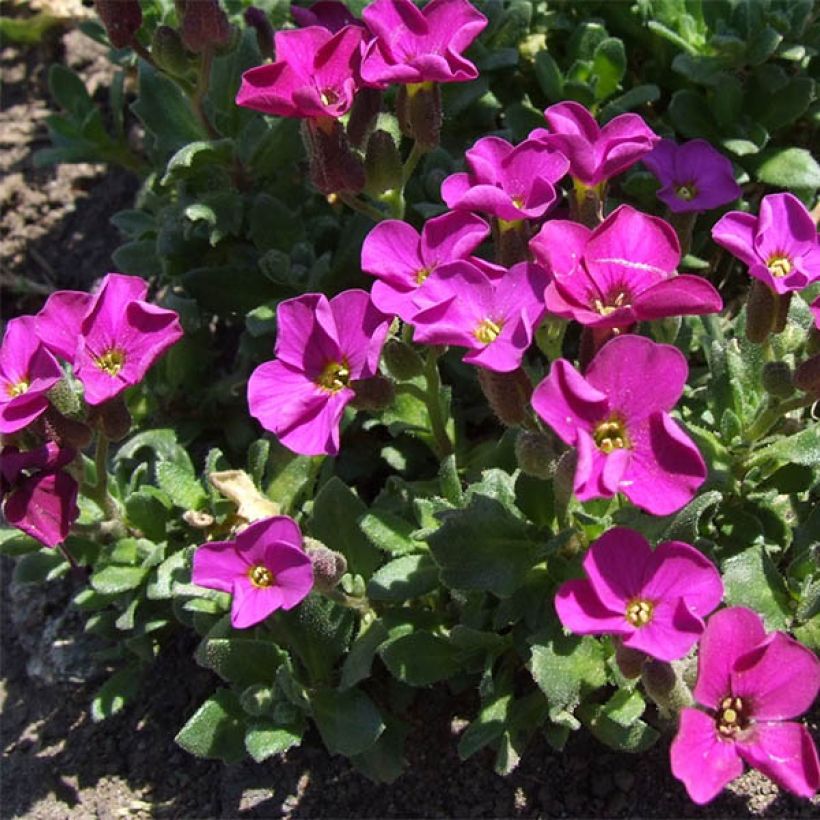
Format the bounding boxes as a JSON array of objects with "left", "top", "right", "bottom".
[{"left": 1, "top": 0, "right": 819, "bottom": 809}]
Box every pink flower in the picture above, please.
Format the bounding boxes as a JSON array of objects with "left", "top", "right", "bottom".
[
  {"left": 291, "top": 1, "right": 365, "bottom": 32},
  {"left": 192, "top": 516, "right": 314, "bottom": 629},
  {"left": 0, "top": 317, "right": 63, "bottom": 434},
  {"left": 531, "top": 334, "right": 706, "bottom": 515},
  {"left": 361, "top": 211, "right": 490, "bottom": 322},
  {"left": 531, "top": 101, "right": 660, "bottom": 188},
  {"left": 531, "top": 205, "right": 723, "bottom": 330},
  {"left": 247, "top": 290, "right": 391, "bottom": 456},
  {"left": 410, "top": 260, "right": 548, "bottom": 372},
  {"left": 712, "top": 193, "right": 820, "bottom": 295},
  {"left": 555, "top": 527, "right": 723, "bottom": 662},
  {"left": 35, "top": 290, "right": 93, "bottom": 361},
  {"left": 1, "top": 443, "right": 79, "bottom": 548},
  {"left": 671, "top": 607, "right": 820, "bottom": 804},
  {"left": 237, "top": 25, "right": 365, "bottom": 119},
  {"left": 441, "top": 136, "right": 569, "bottom": 222},
  {"left": 642, "top": 138, "right": 741, "bottom": 213},
  {"left": 360, "top": 0, "right": 487, "bottom": 86}
]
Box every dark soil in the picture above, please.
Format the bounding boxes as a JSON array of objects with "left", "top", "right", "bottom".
[{"left": 1, "top": 18, "right": 819, "bottom": 820}]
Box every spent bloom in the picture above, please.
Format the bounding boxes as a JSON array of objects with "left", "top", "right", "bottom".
[
  {"left": 671, "top": 607, "right": 820, "bottom": 804},
  {"left": 410, "top": 260, "right": 549, "bottom": 372},
  {"left": 642, "top": 138, "right": 741, "bottom": 213},
  {"left": 1, "top": 443, "right": 80, "bottom": 548},
  {"left": 236, "top": 25, "right": 365, "bottom": 119},
  {"left": 361, "top": 211, "right": 489, "bottom": 322},
  {"left": 555, "top": 527, "right": 723, "bottom": 662},
  {"left": 247, "top": 290, "right": 391, "bottom": 456},
  {"left": 0, "top": 316, "right": 63, "bottom": 434},
  {"left": 193, "top": 516, "right": 314, "bottom": 629},
  {"left": 530, "top": 101, "right": 660, "bottom": 189},
  {"left": 360, "top": 0, "right": 487, "bottom": 86},
  {"left": 532, "top": 334, "right": 706, "bottom": 515},
  {"left": 530, "top": 204, "right": 723, "bottom": 330},
  {"left": 441, "top": 136, "right": 569, "bottom": 223},
  {"left": 712, "top": 192, "right": 820, "bottom": 295}
]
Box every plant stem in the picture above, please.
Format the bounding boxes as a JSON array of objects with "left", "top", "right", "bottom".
[
  {"left": 83, "top": 432, "right": 122, "bottom": 523},
  {"left": 745, "top": 395, "right": 816, "bottom": 442},
  {"left": 423, "top": 349, "right": 454, "bottom": 459},
  {"left": 338, "top": 192, "right": 385, "bottom": 222},
  {"left": 191, "top": 48, "right": 218, "bottom": 139},
  {"left": 402, "top": 141, "right": 425, "bottom": 185}
]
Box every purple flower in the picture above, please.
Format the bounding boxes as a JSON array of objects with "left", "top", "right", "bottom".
[
  {"left": 0, "top": 317, "right": 63, "bottom": 435},
  {"left": 410, "top": 260, "right": 548, "bottom": 372},
  {"left": 361, "top": 211, "right": 490, "bottom": 322},
  {"left": 247, "top": 290, "right": 391, "bottom": 456},
  {"left": 671, "top": 607, "right": 820, "bottom": 804},
  {"left": 643, "top": 138, "right": 741, "bottom": 213},
  {"left": 530, "top": 101, "right": 660, "bottom": 188},
  {"left": 531, "top": 205, "right": 723, "bottom": 330},
  {"left": 712, "top": 193, "right": 820, "bottom": 295},
  {"left": 359, "top": 0, "right": 487, "bottom": 86},
  {"left": 555, "top": 527, "right": 723, "bottom": 662},
  {"left": 1, "top": 443, "right": 79, "bottom": 548},
  {"left": 192, "top": 516, "right": 314, "bottom": 629},
  {"left": 291, "top": 1, "right": 365, "bottom": 32},
  {"left": 237, "top": 25, "right": 365, "bottom": 119},
  {"left": 531, "top": 334, "right": 706, "bottom": 515},
  {"left": 35, "top": 290, "right": 93, "bottom": 361},
  {"left": 441, "top": 136, "right": 569, "bottom": 223}
]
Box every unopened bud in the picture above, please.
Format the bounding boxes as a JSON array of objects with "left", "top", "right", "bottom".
[
  {"left": 396, "top": 82, "right": 441, "bottom": 150},
  {"left": 94, "top": 397, "right": 132, "bottom": 441},
  {"left": 180, "top": 0, "right": 232, "bottom": 53},
  {"left": 39, "top": 408, "right": 93, "bottom": 450},
  {"left": 514, "top": 429, "right": 559, "bottom": 479},
  {"left": 493, "top": 219, "right": 529, "bottom": 266},
  {"left": 745, "top": 279, "right": 776, "bottom": 344},
  {"left": 152, "top": 26, "right": 191, "bottom": 77},
  {"left": 794, "top": 354, "right": 820, "bottom": 396},
  {"left": 772, "top": 291, "right": 792, "bottom": 334},
  {"left": 347, "top": 88, "right": 384, "bottom": 150},
  {"left": 95, "top": 0, "right": 142, "bottom": 49},
  {"left": 641, "top": 659, "right": 693, "bottom": 717},
  {"left": 614, "top": 642, "right": 646, "bottom": 680},
  {"left": 761, "top": 361, "right": 794, "bottom": 398},
  {"left": 244, "top": 7, "right": 274, "bottom": 60},
  {"left": 476, "top": 367, "right": 532, "bottom": 427},
  {"left": 305, "top": 538, "right": 347, "bottom": 592},
  {"left": 46, "top": 376, "right": 82, "bottom": 418},
  {"left": 807, "top": 327, "right": 820, "bottom": 356},
  {"left": 553, "top": 449, "right": 577, "bottom": 513},
  {"left": 570, "top": 179, "right": 604, "bottom": 229},
  {"left": 301, "top": 118, "right": 365, "bottom": 195},
  {"left": 364, "top": 129, "right": 403, "bottom": 197},
  {"left": 382, "top": 338, "right": 424, "bottom": 380},
  {"left": 350, "top": 374, "right": 395, "bottom": 411}
]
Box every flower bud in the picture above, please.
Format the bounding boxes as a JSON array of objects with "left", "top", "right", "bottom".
[
  {"left": 347, "top": 88, "right": 384, "bottom": 150},
  {"left": 772, "top": 291, "right": 792, "bottom": 334},
  {"left": 641, "top": 659, "right": 693, "bottom": 717},
  {"left": 382, "top": 338, "right": 425, "bottom": 380},
  {"left": 243, "top": 7, "right": 274, "bottom": 60},
  {"left": 305, "top": 538, "right": 347, "bottom": 592},
  {"left": 476, "top": 367, "right": 532, "bottom": 428},
  {"left": 151, "top": 25, "right": 191, "bottom": 77},
  {"left": 553, "top": 449, "right": 577, "bottom": 513},
  {"left": 364, "top": 129, "right": 403, "bottom": 198},
  {"left": 794, "top": 354, "right": 820, "bottom": 396},
  {"left": 39, "top": 408, "right": 93, "bottom": 450},
  {"left": 46, "top": 376, "right": 82, "bottom": 418},
  {"left": 761, "top": 361, "right": 794, "bottom": 398},
  {"left": 614, "top": 642, "right": 646, "bottom": 680},
  {"left": 807, "top": 327, "right": 820, "bottom": 357},
  {"left": 180, "top": 0, "right": 232, "bottom": 54},
  {"left": 95, "top": 0, "right": 142, "bottom": 49},
  {"left": 350, "top": 374, "right": 395, "bottom": 411},
  {"left": 94, "top": 397, "right": 132, "bottom": 442},
  {"left": 301, "top": 118, "right": 365, "bottom": 195},
  {"left": 396, "top": 82, "right": 441, "bottom": 150},
  {"left": 745, "top": 279, "right": 776, "bottom": 344},
  {"left": 514, "top": 429, "right": 559, "bottom": 479},
  {"left": 493, "top": 219, "right": 529, "bottom": 267}
]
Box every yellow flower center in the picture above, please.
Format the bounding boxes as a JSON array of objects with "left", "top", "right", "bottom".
[
  {"left": 717, "top": 696, "right": 747, "bottom": 737},
  {"left": 415, "top": 267, "right": 431, "bottom": 285},
  {"left": 497, "top": 217, "right": 524, "bottom": 233},
  {"left": 767, "top": 254, "right": 792, "bottom": 278},
  {"left": 511, "top": 195, "right": 525, "bottom": 210},
  {"left": 406, "top": 81, "right": 434, "bottom": 98},
  {"left": 316, "top": 360, "right": 350, "bottom": 392},
  {"left": 625, "top": 598, "right": 654, "bottom": 627},
  {"left": 593, "top": 415, "right": 631, "bottom": 453},
  {"left": 320, "top": 88, "right": 339, "bottom": 107},
  {"left": 95, "top": 348, "right": 126, "bottom": 377},
  {"left": 675, "top": 183, "right": 697, "bottom": 201},
  {"left": 474, "top": 318, "right": 503, "bottom": 345},
  {"left": 248, "top": 564, "right": 275, "bottom": 588},
  {"left": 593, "top": 291, "right": 630, "bottom": 317},
  {"left": 7, "top": 378, "right": 29, "bottom": 398}
]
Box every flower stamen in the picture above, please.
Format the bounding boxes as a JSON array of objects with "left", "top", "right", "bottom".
[
  {"left": 625, "top": 598, "right": 654, "bottom": 627},
  {"left": 415, "top": 266, "right": 431, "bottom": 285},
  {"left": 474, "top": 318, "right": 503, "bottom": 345},
  {"left": 675, "top": 182, "right": 697, "bottom": 201},
  {"left": 6, "top": 378, "right": 29, "bottom": 398},
  {"left": 593, "top": 415, "right": 631, "bottom": 452},
  {"left": 767, "top": 254, "right": 792, "bottom": 278},
  {"left": 717, "top": 696, "right": 747, "bottom": 737},
  {"left": 316, "top": 360, "right": 350, "bottom": 392},
  {"left": 95, "top": 348, "right": 126, "bottom": 377},
  {"left": 248, "top": 564, "right": 275, "bottom": 588}
]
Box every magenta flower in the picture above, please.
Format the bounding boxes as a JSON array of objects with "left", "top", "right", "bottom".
[
  {"left": 671, "top": 607, "right": 820, "bottom": 804},
  {"left": 642, "top": 138, "right": 741, "bottom": 213},
  {"left": 441, "top": 136, "right": 569, "bottom": 223},
  {"left": 247, "top": 290, "right": 391, "bottom": 456},
  {"left": 532, "top": 334, "right": 706, "bottom": 515},
  {"left": 291, "top": 1, "right": 366, "bottom": 32},
  {"left": 361, "top": 211, "right": 490, "bottom": 322},
  {"left": 192, "top": 516, "right": 314, "bottom": 629},
  {"left": 531, "top": 205, "right": 723, "bottom": 330},
  {"left": 1, "top": 443, "right": 79, "bottom": 548},
  {"left": 410, "top": 260, "right": 548, "bottom": 372},
  {"left": 0, "top": 316, "right": 63, "bottom": 435},
  {"left": 237, "top": 25, "right": 365, "bottom": 119},
  {"left": 712, "top": 193, "right": 820, "bottom": 295},
  {"left": 555, "top": 527, "right": 723, "bottom": 662},
  {"left": 360, "top": 0, "right": 487, "bottom": 86},
  {"left": 35, "top": 289, "right": 93, "bottom": 361},
  {"left": 530, "top": 101, "right": 660, "bottom": 188}
]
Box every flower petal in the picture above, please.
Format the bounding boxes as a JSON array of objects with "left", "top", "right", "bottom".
[
  {"left": 192, "top": 540, "right": 250, "bottom": 593},
  {"left": 554, "top": 578, "right": 632, "bottom": 636},
  {"left": 231, "top": 581, "right": 284, "bottom": 629},
  {"left": 581, "top": 526, "right": 653, "bottom": 612},
  {"left": 622, "top": 597, "right": 704, "bottom": 661},
  {"left": 633, "top": 275, "right": 723, "bottom": 321}
]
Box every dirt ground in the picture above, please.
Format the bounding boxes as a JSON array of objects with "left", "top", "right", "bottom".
[{"left": 1, "top": 17, "right": 819, "bottom": 820}]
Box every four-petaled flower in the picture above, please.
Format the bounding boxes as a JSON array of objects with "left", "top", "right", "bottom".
[
  {"left": 361, "top": 211, "right": 489, "bottom": 323},
  {"left": 671, "top": 607, "right": 820, "bottom": 804},
  {"left": 192, "top": 516, "right": 314, "bottom": 629},
  {"left": 712, "top": 193, "right": 820, "bottom": 295},
  {"left": 642, "top": 138, "right": 741, "bottom": 213},
  {"left": 531, "top": 204, "right": 723, "bottom": 330},
  {"left": 555, "top": 527, "right": 723, "bottom": 661},
  {"left": 247, "top": 290, "right": 391, "bottom": 456},
  {"left": 531, "top": 334, "right": 706, "bottom": 515}
]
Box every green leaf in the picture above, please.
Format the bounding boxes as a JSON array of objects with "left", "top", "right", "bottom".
[
  {"left": 591, "top": 38, "right": 626, "bottom": 101},
  {"left": 668, "top": 89, "right": 717, "bottom": 140},
  {"left": 160, "top": 139, "right": 234, "bottom": 186},
  {"left": 175, "top": 689, "right": 246, "bottom": 763},
  {"left": 0, "top": 529, "right": 41, "bottom": 557},
  {"left": 90, "top": 565, "right": 149, "bottom": 595},
  {"left": 534, "top": 51, "right": 563, "bottom": 101},
  {"left": 340, "top": 619, "right": 390, "bottom": 690},
  {"left": 350, "top": 716, "right": 408, "bottom": 784},
  {"left": 793, "top": 614, "right": 820, "bottom": 652},
  {"left": 577, "top": 690, "right": 659, "bottom": 753},
  {"left": 751, "top": 148, "right": 820, "bottom": 191},
  {"left": 661, "top": 490, "right": 723, "bottom": 543},
  {"left": 197, "top": 638, "right": 289, "bottom": 688},
  {"left": 359, "top": 509, "right": 420, "bottom": 556},
  {"left": 722, "top": 546, "right": 792, "bottom": 630},
  {"left": 48, "top": 64, "right": 93, "bottom": 119},
  {"left": 125, "top": 487, "right": 171, "bottom": 542},
  {"left": 458, "top": 694, "right": 511, "bottom": 760},
  {"left": 748, "top": 425, "right": 820, "bottom": 469},
  {"left": 12, "top": 549, "right": 67, "bottom": 584},
  {"left": 111, "top": 239, "right": 160, "bottom": 280},
  {"left": 155, "top": 461, "right": 207, "bottom": 510},
  {"left": 310, "top": 687, "right": 385, "bottom": 757},
  {"left": 117, "top": 428, "right": 186, "bottom": 464},
  {"left": 367, "top": 554, "right": 439, "bottom": 601},
  {"left": 245, "top": 718, "right": 303, "bottom": 763},
  {"left": 91, "top": 664, "right": 144, "bottom": 722},
  {"left": 379, "top": 631, "right": 460, "bottom": 686},
  {"left": 599, "top": 84, "right": 659, "bottom": 121},
  {"left": 263, "top": 441, "right": 319, "bottom": 514}
]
